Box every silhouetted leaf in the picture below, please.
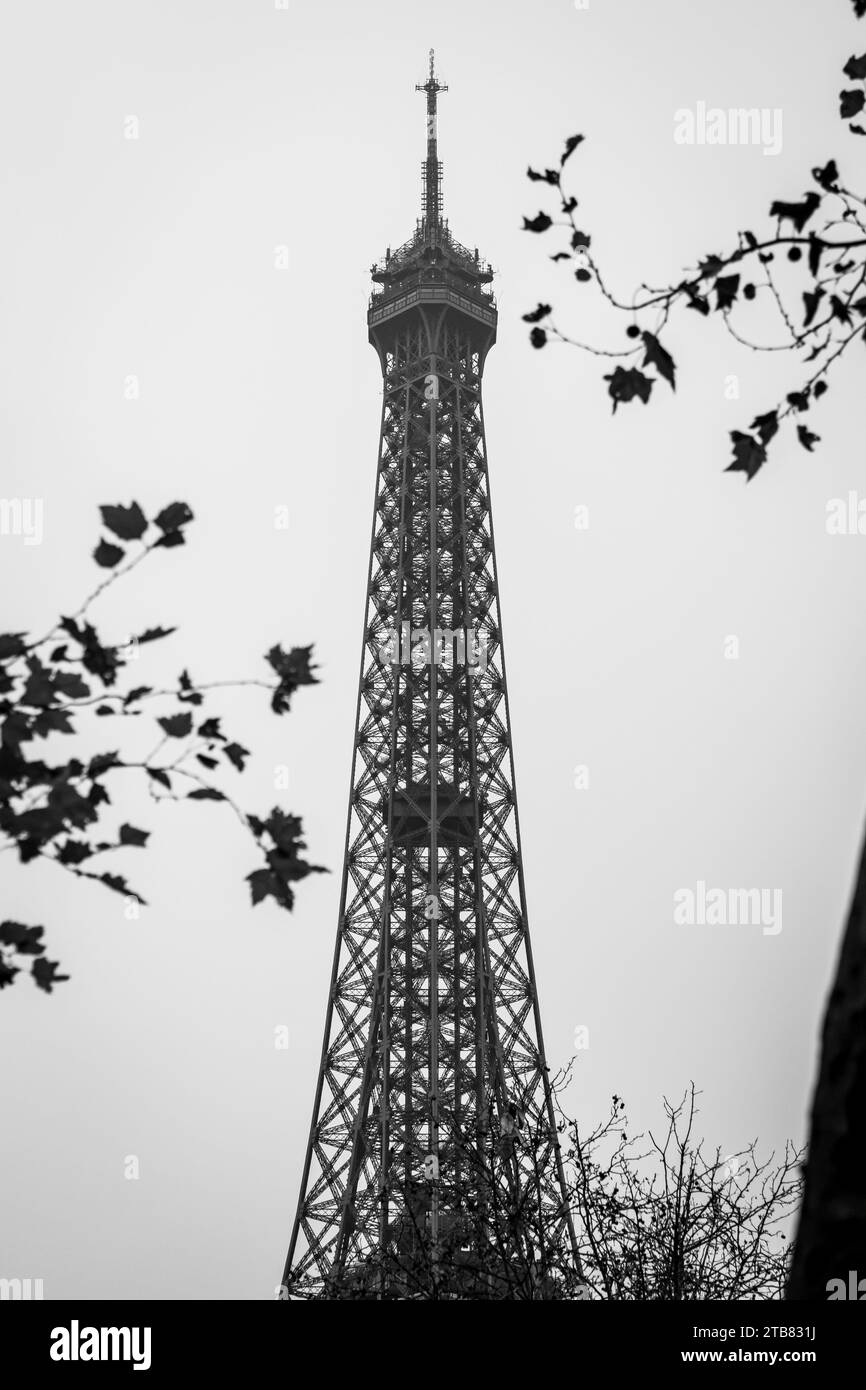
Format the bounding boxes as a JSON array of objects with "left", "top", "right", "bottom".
[
  {"left": 247, "top": 868, "right": 292, "bottom": 908},
  {"left": 0, "top": 960, "right": 20, "bottom": 989},
  {"left": 561, "top": 134, "right": 584, "bottom": 165},
  {"left": 641, "top": 332, "right": 676, "bottom": 390},
  {"left": 0, "top": 634, "right": 27, "bottom": 661},
  {"left": 683, "top": 284, "right": 710, "bottom": 315},
  {"left": 726, "top": 431, "right": 766, "bottom": 481},
  {"left": 831, "top": 295, "right": 852, "bottom": 324},
  {"left": 32, "top": 708, "right": 75, "bottom": 737},
  {"left": 266, "top": 645, "right": 319, "bottom": 715},
  {"left": 808, "top": 234, "right": 825, "bottom": 277},
  {"left": 119, "top": 823, "right": 150, "bottom": 847},
  {"left": 841, "top": 89, "right": 866, "bottom": 119},
  {"left": 223, "top": 742, "right": 250, "bottom": 772},
  {"left": 803, "top": 287, "right": 825, "bottom": 327},
  {"left": 523, "top": 212, "right": 553, "bottom": 233},
  {"left": 157, "top": 712, "right": 193, "bottom": 738},
  {"left": 751, "top": 411, "right": 779, "bottom": 446},
  {"left": 99, "top": 873, "right": 146, "bottom": 903},
  {"left": 526, "top": 166, "right": 559, "bottom": 184},
  {"left": 603, "top": 366, "right": 653, "bottom": 412},
  {"left": 522, "top": 304, "right": 552, "bottom": 323},
  {"left": 32, "top": 958, "right": 70, "bottom": 993},
  {"left": 769, "top": 192, "right": 821, "bottom": 231},
  {"left": 153, "top": 501, "right": 193, "bottom": 534},
  {"left": 0, "top": 921, "right": 46, "bottom": 955},
  {"left": 812, "top": 159, "right": 840, "bottom": 190},
  {"left": 56, "top": 839, "right": 93, "bottom": 865},
  {"left": 93, "top": 539, "right": 125, "bottom": 569},
  {"left": 100, "top": 502, "right": 147, "bottom": 542},
  {"left": 715, "top": 275, "right": 740, "bottom": 311},
  {"left": 178, "top": 669, "right": 203, "bottom": 705}
]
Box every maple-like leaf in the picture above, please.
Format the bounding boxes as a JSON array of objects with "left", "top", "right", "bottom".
[
  {"left": 641, "top": 332, "right": 676, "bottom": 390},
  {"left": 603, "top": 366, "right": 653, "bottom": 412},
  {"left": 100, "top": 502, "right": 148, "bottom": 542},
  {"left": 726, "top": 431, "right": 766, "bottom": 482},
  {"left": 266, "top": 645, "right": 319, "bottom": 715}
]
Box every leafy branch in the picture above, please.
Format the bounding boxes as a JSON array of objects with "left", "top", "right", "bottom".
[
  {"left": 0, "top": 501, "right": 324, "bottom": 993},
  {"left": 522, "top": 2, "right": 866, "bottom": 479}
]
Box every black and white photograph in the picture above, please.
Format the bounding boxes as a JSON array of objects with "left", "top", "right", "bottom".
[{"left": 2, "top": 0, "right": 865, "bottom": 1363}]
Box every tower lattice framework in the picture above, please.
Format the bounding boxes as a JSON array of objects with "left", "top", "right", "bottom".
[{"left": 283, "top": 52, "right": 577, "bottom": 1299}]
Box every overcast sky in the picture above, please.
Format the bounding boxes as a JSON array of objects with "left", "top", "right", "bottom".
[{"left": 1, "top": 0, "right": 864, "bottom": 1298}]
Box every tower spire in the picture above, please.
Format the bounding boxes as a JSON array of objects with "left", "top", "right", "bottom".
[{"left": 415, "top": 48, "right": 447, "bottom": 231}]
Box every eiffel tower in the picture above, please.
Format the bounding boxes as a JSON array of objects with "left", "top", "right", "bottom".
[{"left": 283, "top": 51, "right": 577, "bottom": 1300}]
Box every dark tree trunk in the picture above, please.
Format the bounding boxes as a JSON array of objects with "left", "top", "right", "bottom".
[{"left": 788, "top": 826, "right": 866, "bottom": 1298}]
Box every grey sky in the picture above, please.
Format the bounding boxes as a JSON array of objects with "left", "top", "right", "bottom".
[{"left": 1, "top": 0, "right": 863, "bottom": 1298}]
